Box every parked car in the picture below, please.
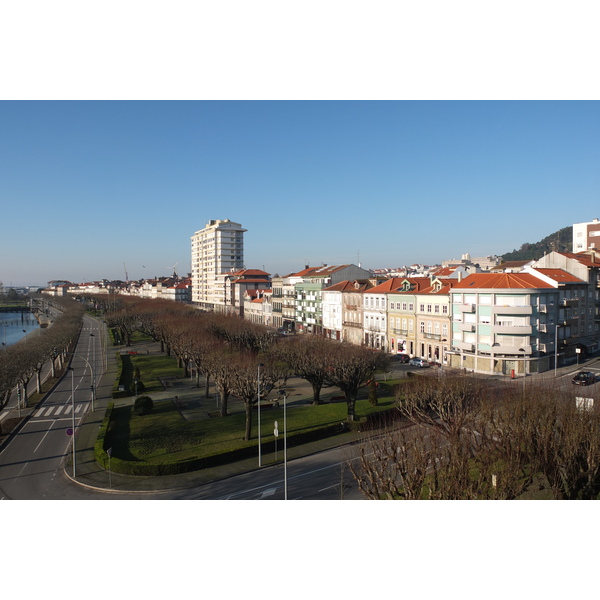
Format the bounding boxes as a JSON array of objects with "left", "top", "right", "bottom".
[
  {"left": 572, "top": 371, "right": 596, "bottom": 386},
  {"left": 391, "top": 353, "right": 410, "bottom": 363},
  {"left": 409, "top": 357, "right": 430, "bottom": 368}
]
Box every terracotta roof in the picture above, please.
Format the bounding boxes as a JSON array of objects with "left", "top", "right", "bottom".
[
  {"left": 230, "top": 268, "right": 271, "bottom": 277},
  {"left": 431, "top": 267, "right": 456, "bottom": 277},
  {"left": 323, "top": 280, "right": 373, "bottom": 293},
  {"left": 556, "top": 252, "right": 600, "bottom": 268},
  {"left": 533, "top": 268, "right": 586, "bottom": 284},
  {"left": 454, "top": 272, "right": 555, "bottom": 289},
  {"left": 366, "top": 278, "right": 417, "bottom": 294}
]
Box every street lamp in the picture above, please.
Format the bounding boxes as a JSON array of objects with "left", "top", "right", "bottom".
[
  {"left": 519, "top": 347, "right": 526, "bottom": 394},
  {"left": 67, "top": 367, "right": 76, "bottom": 478},
  {"left": 90, "top": 334, "right": 96, "bottom": 411},
  {"left": 283, "top": 390, "right": 287, "bottom": 500},
  {"left": 257, "top": 362, "right": 264, "bottom": 467},
  {"left": 554, "top": 324, "right": 561, "bottom": 378}
]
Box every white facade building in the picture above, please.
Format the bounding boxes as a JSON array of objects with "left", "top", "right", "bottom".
[
  {"left": 191, "top": 219, "right": 246, "bottom": 311},
  {"left": 573, "top": 218, "right": 600, "bottom": 253}
]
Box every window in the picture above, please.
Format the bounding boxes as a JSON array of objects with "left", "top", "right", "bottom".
[
  {"left": 402, "top": 302, "right": 407, "bottom": 311},
  {"left": 420, "top": 321, "right": 425, "bottom": 333},
  {"left": 420, "top": 304, "right": 425, "bottom": 312},
  {"left": 409, "top": 303, "right": 414, "bottom": 311},
  {"left": 427, "top": 304, "right": 432, "bottom": 313},
  {"left": 434, "top": 304, "right": 440, "bottom": 313},
  {"left": 442, "top": 305, "right": 448, "bottom": 314}
]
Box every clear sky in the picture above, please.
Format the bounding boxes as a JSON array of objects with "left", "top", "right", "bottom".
[{"left": 1, "top": 100, "right": 598, "bottom": 286}]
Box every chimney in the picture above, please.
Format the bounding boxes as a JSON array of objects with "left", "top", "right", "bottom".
[{"left": 458, "top": 271, "right": 462, "bottom": 282}]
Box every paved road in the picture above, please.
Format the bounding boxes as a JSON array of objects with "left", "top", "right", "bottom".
[{"left": 0, "top": 315, "right": 105, "bottom": 500}]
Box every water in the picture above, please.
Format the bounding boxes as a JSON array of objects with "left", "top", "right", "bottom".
[{"left": 0, "top": 311, "right": 41, "bottom": 347}]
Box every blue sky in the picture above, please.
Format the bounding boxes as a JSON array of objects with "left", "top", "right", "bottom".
[{"left": 1, "top": 100, "right": 598, "bottom": 286}]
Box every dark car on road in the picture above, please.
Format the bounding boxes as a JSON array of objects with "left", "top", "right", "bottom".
[
  {"left": 572, "top": 371, "right": 596, "bottom": 386},
  {"left": 391, "top": 353, "right": 410, "bottom": 363}
]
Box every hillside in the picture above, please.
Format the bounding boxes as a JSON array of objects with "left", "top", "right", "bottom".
[{"left": 501, "top": 226, "right": 572, "bottom": 262}]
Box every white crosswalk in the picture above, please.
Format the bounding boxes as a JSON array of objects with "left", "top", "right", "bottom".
[{"left": 34, "top": 403, "right": 88, "bottom": 418}]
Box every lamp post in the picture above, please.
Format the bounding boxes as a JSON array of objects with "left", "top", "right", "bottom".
[
  {"left": 282, "top": 391, "right": 288, "bottom": 500},
  {"left": 519, "top": 347, "right": 526, "bottom": 394},
  {"left": 554, "top": 324, "right": 561, "bottom": 377},
  {"left": 257, "top": 362, "right": 264, "bottom": 467},
  {"left": 90, "top": 334, "right": 96, "bottom": 411},
  {"left": 67, "top": 367, "right": 76, "bottom": 478}
]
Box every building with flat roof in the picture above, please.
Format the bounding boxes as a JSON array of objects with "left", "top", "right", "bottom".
[
  {"left": 573, "top": 218, "right": 600, "bottom": 253},
  {"left": 191, "top": 219, "right": 247, "bottom": 311}
]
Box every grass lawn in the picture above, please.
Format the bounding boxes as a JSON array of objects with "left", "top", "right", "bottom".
[{"left": 103, "top": 331, "right": 405, "bottom": 473}]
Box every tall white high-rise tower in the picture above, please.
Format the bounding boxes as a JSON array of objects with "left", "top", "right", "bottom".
[{"left": 191, "top": 219, "right": 247, "bottom": 310}]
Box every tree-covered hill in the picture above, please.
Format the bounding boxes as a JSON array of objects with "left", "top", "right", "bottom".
[{"left": 501, "top": 226, "right": 572, "bottom": 262}]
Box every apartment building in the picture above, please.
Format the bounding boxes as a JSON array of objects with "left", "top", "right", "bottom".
[
  {"left": 449, "top": 269, "right": 589, "bottom": 375},
  {"left": 271, "top": 274, "right": 297, "bottom": 332},
  {"left": 224, "top": 268, "right": 271, "bottom": 317},
  {"left": 532, "top": 249, "right": 600, "bottom": 354},
  {"left": 191, "top": 219, "right": 246, "bottom": 311},
  {"left": 573, "top": 218, "right": 600, "bottom": 253},
  {"left": 322, "top": 280, "right": 372, "bottom": 342},
  {"left": 386, "top": 278, "right": 432, "bottom": 355},
  {"left": 294, "top": 264, "right": 372, "bottom": 335},
  {"left": 414, "top": 279, "right": 453, "bottom": 363}
]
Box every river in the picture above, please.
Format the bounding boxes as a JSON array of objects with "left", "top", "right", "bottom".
[{"left": 0, "top": 311, "right": 41, "bottom": 347}]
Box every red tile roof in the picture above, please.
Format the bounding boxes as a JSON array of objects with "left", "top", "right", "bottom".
[
  {"left": 454, "top": 272, "right": 554, "bottom": 289},
  {"left": 532, "top": 269, "right": 586, "bottom": 284},
  {"left": 323, "top": 280, "right": 373, "bottom": 293}
]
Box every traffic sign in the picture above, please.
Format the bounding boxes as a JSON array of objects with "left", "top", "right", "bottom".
[{"left": 66, "top": 428, "right": 74, "bottom": 436}]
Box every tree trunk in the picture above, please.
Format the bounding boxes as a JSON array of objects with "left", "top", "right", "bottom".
[
  {"left": 345, "top": 391, "right": 357, "bottom": 421},
  {"left": 244, "top": 401, "right": 253, "bottom": 441},
  {"left": 204, "top": 374, "right": 210, "bottom": 398},
  {"left": 220, "top": 391, "right": 230, "bottom": 417},
  {"left": 311, "top": 381, "right": 322, "bottom": 406}
]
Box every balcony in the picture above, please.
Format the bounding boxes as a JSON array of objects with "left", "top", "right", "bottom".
[
  {"left": 491, "top": 344, "right": 533, "bottom": 355},
  {"left": 492, "top": 305, "right": 533, "bottom": 315},
  {"left": 343, "top": 321, "right": 362, "bottom": 329},
  {"left": 458, "top": 323, "right": 476, "bottom": 332},
  {"left": 423, "top": 332, "right": 442, "bottom": 341},
  {"left": 392, "top": 328, "right": 409, "bottom": 336},
  {"left": 560, "top": 298, "right": 579, "bottom": 306},
  {"left": 460, "top": 303, "right": 476, "bottom": 313},
  {"left": 453, "top": 340, "right": 475, "bottom": 352},
  {"left": 492, "top": 324, "right": 533, "bottom": 335}
]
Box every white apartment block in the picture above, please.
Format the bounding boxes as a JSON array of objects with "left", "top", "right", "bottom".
[
  {"left": 191, "top": 219, "right": 247, "bottom": 311},
  {"left": 573, "top": 218, "right": 600, "bottom": 253}
]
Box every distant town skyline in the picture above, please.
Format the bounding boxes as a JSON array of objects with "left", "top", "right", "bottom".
[{"left": 1, "top": 101, "right": 599, "bottom": 287}]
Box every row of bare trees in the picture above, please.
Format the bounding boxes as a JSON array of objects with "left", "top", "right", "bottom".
[
  {"left": 0, "top": 298, "right": 85, "bottom": 412},
  {"left": 349, "top": 374, "right": 600, "bottom": 499},
  {"left": 90, "top": 296, "right": 388, "bottom": 441}
]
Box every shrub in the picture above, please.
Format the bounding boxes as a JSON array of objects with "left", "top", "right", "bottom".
[
  {"left": 134, "top": 396, "right": 154, "bottom": 416},
  {"left": 130, "top": 380, "right": 145, "bottom": 394}
]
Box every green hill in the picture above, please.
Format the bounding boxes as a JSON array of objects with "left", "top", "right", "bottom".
[{"left": 501, "top": 226, "right": 572, "bottom": 262}]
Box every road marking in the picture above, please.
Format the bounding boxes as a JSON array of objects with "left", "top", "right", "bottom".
[
  {"left": 258, "top": 488, "right": 277, "bottom": 499},
  {"left": 54, "top": 405, "right": 65, "bottom": 415},
  {"left": 64, "top": 405, "right": 72, "bottom": 414},
  {"left": 0, "top": 412, "right": 9, "bottom": 422},
  {"left": 75, "top": 404, "right": 83, "bottom": 413},
  {"left": 34, "top": 421, "right": 55, "bottom": 453}
]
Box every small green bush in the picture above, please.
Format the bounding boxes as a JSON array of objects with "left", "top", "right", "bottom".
[{"left": 134, "top": 396, "right": 154, "bottom": 416}]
